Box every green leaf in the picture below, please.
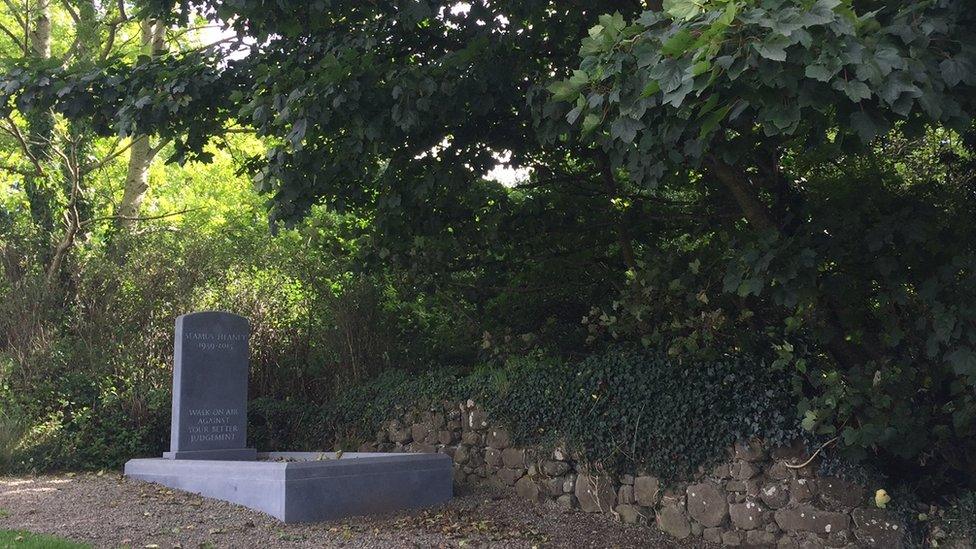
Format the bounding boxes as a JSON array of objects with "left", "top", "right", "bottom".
[
  {"left": 662, "top": 29, "right": 695, "bottom": 57},
  {"left": 640, "top": 80, "right": 661, "bottom": 98},
  {"left": 648, "top": 61, "right": 685, "bottom": 94},
  {"left": 699, "top": 104, "right": 731, "bottom": 138},
  {"left": 940, "top": 57, "right": 968, "bottom": 87},
  {"left": 581, "top": 113, "right": 601, "bottom": 134},
  {"left": 805, "top": 64, "right": 836, "bottom": 82},
  {"left": 663, "top": 0, "right": 702, "bottom": 21},
  {"left": 836, "top": 79, "right": 872, "bottom": 102},
  {"left": 548, "top": 80, "right": 580, "bottom": 102},
  {"left": 755, "top": 34, "right": 791, "bottom": 62},
  {"left": 849, "top": 110, "right": 878, "bottom": 142},
  {"left": 610, "top": 116, "right": 643, "bottom": 143},
  {"left": 692, "top": 60, "right": 711, "bottom": 76},
  {"left": 801, "top": 410, "right": 818, "bottom": 432}
]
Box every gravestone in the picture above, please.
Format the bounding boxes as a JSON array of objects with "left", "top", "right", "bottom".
[
  {"left": 163, "top": 311, "right": 257, "bottom": 460},
  {"left": 125, "top": 311, "right": 452, "bottom": 521}
]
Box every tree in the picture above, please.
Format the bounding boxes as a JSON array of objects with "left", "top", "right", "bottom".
[
  {"left": 0, "top": 1, "right": 217, "bottom": 280},
  {"left": 547, "top": 0, "right": 976, "bottom": 477}
]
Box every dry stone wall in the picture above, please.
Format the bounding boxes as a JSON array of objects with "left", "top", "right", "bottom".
[{"left": 358, "top": 399, "right": 907, "bottom": 548}]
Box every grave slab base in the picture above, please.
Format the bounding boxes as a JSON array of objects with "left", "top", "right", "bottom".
[{"left": 124, "top": 452, "right": 453, "bottom": 523}]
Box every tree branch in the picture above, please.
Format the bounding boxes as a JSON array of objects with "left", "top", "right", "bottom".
[
  {"left": 704, "top": 154, "right": 777, "bottom": 231},
  {"left": 82, "top": 207, "right": 198, "bottom": 226},
  {"left": 0, "top": 20, "right": 25, "bottom": 52},
  {"left": 1, "top": 116, "right": 46, "bottom": 175},
  {"left": 80, "top": 137, "right": 130, "bottom": 174}
]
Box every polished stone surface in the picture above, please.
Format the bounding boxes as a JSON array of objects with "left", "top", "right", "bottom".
[
  {"left": 167, "top": 311, "right": 254, "bottom": 460},
  {"left": 125, "top": 452, "right": 453, "bottom": 522}
]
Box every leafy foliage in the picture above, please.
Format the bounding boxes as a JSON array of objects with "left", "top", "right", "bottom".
[
  {"left": 253, "top": 349, "right": 797, "bottom": 481},
  {"left": 478, "top": 348, "right": 798, "bottom": 479},
  {"left": 544, "top": 0, "right": 976, "bottom": 480},
  {"left": 544, "top": 0, "right": 976, "bottom": 188}
]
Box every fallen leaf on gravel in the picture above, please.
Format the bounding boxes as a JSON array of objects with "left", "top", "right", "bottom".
[
  {"left": 208, "top": 528, "right": 223, "bottom": 535},
  {"left": 144, "top": 544, "right": 160, "bottom": 548},
  {"left": 171, "top": 527, "right": 181, "bottom": 535}
]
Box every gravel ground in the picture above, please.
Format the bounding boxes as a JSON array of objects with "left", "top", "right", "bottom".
[{"left": 0, "top": 474, "right": 696, "bottom": 548}]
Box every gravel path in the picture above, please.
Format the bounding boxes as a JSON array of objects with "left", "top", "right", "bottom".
[{"left": 0, "top": 474, "right": 692, "bottom": 548}]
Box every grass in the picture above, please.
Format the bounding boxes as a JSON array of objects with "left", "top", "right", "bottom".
[{"left": 0, "top": 530, "right": 90, "bottom": 548}]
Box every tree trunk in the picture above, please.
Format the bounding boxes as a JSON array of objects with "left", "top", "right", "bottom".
[
  {"left": 115, "top": 135, "right": 153, "bottom": 229},
  {"left": 114, "top": 19, "right": 166, "bottom": 231},
  {"left": 24, "top": 0, "right": 55, "bottom": 240},
  {"left": 705, "top": 155, "right": 777, "bottom": 231},
  {"left": 29, "top": 0, "right": 51, "bottom": 57},
  {"left": 597, "top": 152, "right": 640, "bottom": 273}
]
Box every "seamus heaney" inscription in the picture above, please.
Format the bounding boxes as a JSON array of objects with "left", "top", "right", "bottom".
[
  {"left": 184, "top": 331, "right": 247, "bottom": 352},
  {"left": 187, "top": 407, "right": 242, "bottom": 442}
]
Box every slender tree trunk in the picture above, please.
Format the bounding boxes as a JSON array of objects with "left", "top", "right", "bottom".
[
  {"left": 597, "top": 151, "right": 640, "bottom": 273},
  {"left": 28, "top": 0, "right": 51, "bottom": 57},
  {"left": 114, "top": 19, "right": 166, "bottom": 232},
  {"left": 24, "top": 0, "right": 55, "bottom": 240},
  {"left": 116, "top": 135, "right": 153, "bottom": 229},
  {"left": 705, "top": 155, "right": 777, "bottom": 231}
]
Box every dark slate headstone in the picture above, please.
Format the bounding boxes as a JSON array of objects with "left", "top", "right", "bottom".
[{"left": 163, "top": 311, "right": 257, "bottom": 460}]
